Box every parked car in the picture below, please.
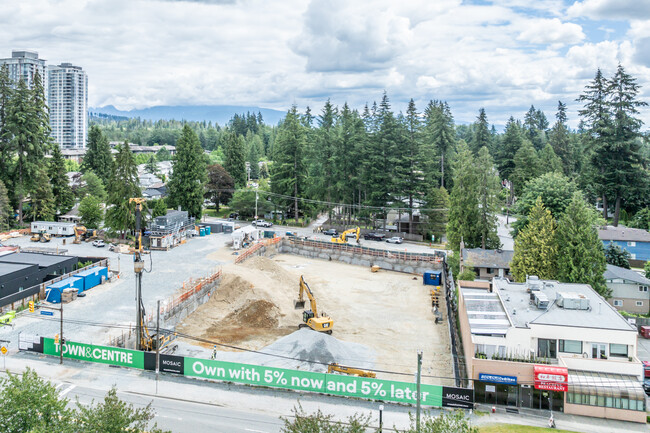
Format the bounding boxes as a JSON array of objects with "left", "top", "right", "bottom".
[
  {"left": 253, "top": 219, "right": 273, "bottom": 228},
  {"left": 644, "top": 377, "right": 650, "bottom": 396},
  {"left": 92, "top": 240, "right": 105, "bottom": 248},
  {"left": 386, "top": 236, "right": 403, "bottom": 244},
  {"left": 228, "top": 212, "right": 240, "bottom": 220},
  {"left": 364, "top": 233, "right": 386, "bottom": 241},
  {"left": 323, "top": 229, "right": 338, "bottom": 236}
]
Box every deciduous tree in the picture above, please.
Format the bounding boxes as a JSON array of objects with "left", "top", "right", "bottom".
[
  {"left": 79, "top": 195, "right": 104, "bottom": 228},
  {"left": 205, "top": 164, "right": 235, "bottom": 211}
]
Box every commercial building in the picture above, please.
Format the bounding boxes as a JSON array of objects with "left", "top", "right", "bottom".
[
  {"left": 604, "top": 264, "right": 650, "bottom": 314},
  {"left": 598, "top": 226, "right": 650, "bottom": 265},
  {"left": 0, "top": 50, "right": 47, "bottom": 91},
  {"left": 458, "top": 276, "right": 645, "bottom": 423},
  {"left": 460, "top": 248, "right": 514, "bottom": 280},
  {"left": 48, "top": 63, "right": 88, "bottom": 149}
]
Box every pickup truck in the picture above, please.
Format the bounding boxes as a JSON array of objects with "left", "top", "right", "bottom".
[{"left": 253, "top": 219, "right": 273, "bottom": 228}]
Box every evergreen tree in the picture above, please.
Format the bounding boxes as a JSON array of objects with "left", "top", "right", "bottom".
[
  {"left": 512, "top": 140, "right": 540, "bottom": 195},
  {"left": 402, "top": 99, "right": 424, "bottom": 231},
  {"left": 447, "top": 141, "right": 479, "bottom": 251},
  {"left": 496, "top": 117, "right": 524, "bottom": 182},
  {"left": 475, "top": 146, "right": 501, "bottom": 249},
  {"left": 105, "top": 142, "right": 141, "bottom": 237},
  {"left": 0, "top": 180, "right": 11, "bottom": 230},
  {"left": 156, "top": 146, "right": 171, "bottom": 162},
  {"left": 0, "top": 65, "right": 12, "bottom": 188},
  {"left": 247, "top": 135, "right": 262, "bottom": 179},
  {"left": 511, "top": 197, "right": 558, "bottom": 282},
  {"left": 604, "top": 242, "right": 631, "bottom": 269},
  {"left": 471, "top": 108, "right": 490, "bottom": 155},
  {"left": 578, "top": 68, "right": 613, "bottom": 220},
  {"left": 151, "top": 198, "right": 168, "bottom": 218},
  {"left": 145, "top": 155, "right": 158, "bottom": 175},
  {"left": 271, "top": 106, "right": 306, "bottom": 221},
  {"left": 306, "top": 100, "right": 337, "bottom": 204},
  {"left": 78, "top": 195, "right": 104, "bottom": 228},
  {"left": 223, "top": 132, "right": 247, "bottom": 187},
  {"left": 425, "top": 100, "right": 455, "bottom": 188},
  {"left": 48, "top": 145, "right": 74, "bottom": 215},
  {"left": 167, "top": 125, "right": 207, "bottom": 218},
  {"left": 556, "top": 193, "right": 608, "bottom": 296},
  {"left": 606, "top": 64, "right": 648, "bottom": 226},
  {"left": 334, "top": 103, "right": 366, "bottom": 218},
  {"left": 31, "top": 167, "right": 55, "bottom": 221},
  {"left": 548, "top": 101, "right": 572, "bottom": 174},
  {"left": 82, "top": 125, "right": 115, "bottom": 186},
  {"left": 5, "top": 78, "right": 43, "bottom": 223},
  {"left": 538, "top": 143, "right": 563, "bottom": 175}
]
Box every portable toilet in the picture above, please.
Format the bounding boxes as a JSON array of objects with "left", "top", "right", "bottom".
[
  {"left": 205, "top": 226, "right": 211, "bottom": 235},
  {"left": 75, "top": 266, "right": 108, "bottom": 292},
  {"left": 423, "top": 270, "right": 442, "bottom": 286},
  {"left": 199, "top": 226, "right": 206, "bottom": 236}
]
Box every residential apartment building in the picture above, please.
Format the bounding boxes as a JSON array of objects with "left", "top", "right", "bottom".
[
  {"left": 0, "top": 50, "right": 47, "bottom": 91},
  {"left": 604, "top": 264, "right": 650, "bottom": 314},
  {"left": 48, "top": 63, "right": 88, "bottom": 149},
  {"left": 458, "top": 276, "right": 645, "bottom": 423}
]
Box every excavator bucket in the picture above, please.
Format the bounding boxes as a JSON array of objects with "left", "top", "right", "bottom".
[{"left": 294, "top": 299, "right": 305, "bottom": 309}]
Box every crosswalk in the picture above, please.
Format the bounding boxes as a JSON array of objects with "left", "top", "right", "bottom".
[{"left": 54, "top": 382, "right": 76, "bottom": 398}]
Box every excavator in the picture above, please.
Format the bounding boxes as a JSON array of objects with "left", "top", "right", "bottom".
[
  {"left": 331, "top": 227, "right": 360, "bottom": 244},
  {"left": 294, "top": 275, "right": 333, "bottom": 334},
  {"left": 328, "top": 363, "right": 376, "bottom": 378},
  {"left": 73, "top": 226, "right": 86, "bottom": 244}
]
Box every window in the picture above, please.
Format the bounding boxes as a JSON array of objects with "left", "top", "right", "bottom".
[
  {"left": 631, "top": 253, "right": 637, "bottom": 260},
  {"left": 591, "top": 343, "right": 607, "bottom": 359},
  {"left": 627, "top": 241, "right": 636, "bottom": 247},
  {"left": 486, "top": 268, "right": 492, "bottom": 274},
  {"left": 639, "top": 286, "right": 648, "bottom": 292},
  {"left": 559, "top": 340, "right": 582, "bottom": 354},
  {"left": 636, "top": 301, "right": 644, "bottom": 307},
  {"left": 613, "top": 300, "right": 623, "bottom": 307},
  {"left": 609, "top": 343, "right": 628, "bottom": 358},
  {"left": 538, "top": 339, "right": 557, "bottom": 358}
]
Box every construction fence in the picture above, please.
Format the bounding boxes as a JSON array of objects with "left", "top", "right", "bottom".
[{"left": 234, "top": 236, "right": 282, "bottom": 264}]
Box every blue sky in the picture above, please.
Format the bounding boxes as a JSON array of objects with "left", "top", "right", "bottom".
[{"left": 0, "top": 0, "right": 648, "bottom": 128}]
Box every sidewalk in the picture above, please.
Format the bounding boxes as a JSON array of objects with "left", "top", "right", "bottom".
[{"left": 2, "top": 351, "right": 647, "bottom": 432}]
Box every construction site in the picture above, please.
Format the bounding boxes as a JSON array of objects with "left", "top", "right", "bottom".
[{"left": 172, "top": 239, "right": 454, "bottom": 385}]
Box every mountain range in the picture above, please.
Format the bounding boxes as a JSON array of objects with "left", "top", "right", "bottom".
[{"left": 89, "top": 105, "right": 288, "bottom": 125}]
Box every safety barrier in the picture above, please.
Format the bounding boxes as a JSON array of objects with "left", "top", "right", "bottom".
[
  {"left": 285, "top": 237, "right": 444, "bottom": 264},
  {"left": 234, "top": 237, "right": 282, "bottom": 264}
]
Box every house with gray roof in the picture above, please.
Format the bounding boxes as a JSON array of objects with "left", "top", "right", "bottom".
[
  {"left": 460, "top": 248, "right": 514, "bottom": 280},
  {"left": 598, "top": 225, "right": 650, "bottom": 264},
  {"left": 604, "top": 264, "right": 650, "bottom": 314}
]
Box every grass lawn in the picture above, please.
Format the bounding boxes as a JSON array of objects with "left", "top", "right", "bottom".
[
  {"left": 203, "top": 207, "right": 231, "bottom": 218},
  {"left": 480, "top": 424, "right": 578, "bottom": 433}
]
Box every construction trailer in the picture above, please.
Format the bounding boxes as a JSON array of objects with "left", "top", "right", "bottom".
[
  {"left": 30, "top": 221, "right": 76, "bottom": 237},
  {"left": 148, "top": 210, "right": 196, "bottom": 251},
  {"left": 231, "top": 225, "right": 261, "bottom": 249}
]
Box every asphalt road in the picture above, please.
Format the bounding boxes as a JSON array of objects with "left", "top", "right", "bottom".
[{"left": 59, "top": 382, "right": 285, "bottom": 433}]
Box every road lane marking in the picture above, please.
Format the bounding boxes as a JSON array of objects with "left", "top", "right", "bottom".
[
  {"left": 245, "top": 429, "right": 268, "bottom": 433},
  {"left": 54, "top": 383, "right": 65, "bottom": 391},
  {"left": 59, "top": 385, "right": 76, "bottom": 397}
]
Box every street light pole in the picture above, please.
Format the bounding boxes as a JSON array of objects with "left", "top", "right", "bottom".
[
  {"left": 378, "top": 404, "right": 384, "bottom": 433},
  {"left": 416, "top": 350, "right": 422, "bottom": 433}
]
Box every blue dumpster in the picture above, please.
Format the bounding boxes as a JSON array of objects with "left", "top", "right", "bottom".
[
  {"left": 423, "top": 270, "right": 442, "bottom": 286},
  {"left": 75, "top": 266, "right": 108, "bottom": 292},
  {"left": 46, "top": 277, "right": 83, "bottom": 303}
]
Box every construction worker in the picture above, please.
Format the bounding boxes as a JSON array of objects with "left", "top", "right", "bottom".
[{"left": 211, "top": 345, "right": 217, "bottom": 360}]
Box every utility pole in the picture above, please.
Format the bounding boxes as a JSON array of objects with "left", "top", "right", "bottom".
[
  {"left": 255, "top": 189, "right": 259, "bottom": 221},
  {"left": 416, "top": 350, "right": 422, "bottom": 433},
  {"left": 156, "top": 299, "right": 160, "bottom": 394}
]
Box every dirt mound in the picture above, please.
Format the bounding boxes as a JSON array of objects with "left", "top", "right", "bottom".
[
  {"left": 220, "top": 299, "right": 280, "bottom": 328},
  {"left": 212, "top": 274, "right": 255, "bottom": 304},
  {"left": 243, "top": 256, "right": 296, "bottom": 287}
]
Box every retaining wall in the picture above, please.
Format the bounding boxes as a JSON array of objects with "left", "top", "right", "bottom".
[{"left": 278, "top": 238, "right": 444, "bottom": 275}]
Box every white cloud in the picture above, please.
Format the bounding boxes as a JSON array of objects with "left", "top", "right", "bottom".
[
  {"left": 0, "top": 0, "right": 648, "bottom": 127},
  {"left": 516, "top": 18, "right": 585, "bottom": 45},
  {"left": 568, "top": 0, "right": 650, "bottom": 20}
]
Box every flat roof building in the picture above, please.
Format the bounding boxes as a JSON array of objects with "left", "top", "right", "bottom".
[
  {"left": 48, "top": 63, "right": 88, "bottom": 149},
  {"left": 458, "top": 276, "right": 645, "bottom": 423},
  {"left": 0, "top": 50, "right": 47, "bottom": 92}
]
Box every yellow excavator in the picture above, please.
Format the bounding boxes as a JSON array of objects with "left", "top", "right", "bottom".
[
  {"left": 73, "top": 226, "right": 86, "bottom": 244},
  {"left": 294, "top": 276, "right": 334, "bottom": 334},
  {"left": 328, "top": 363, "right": 376, "bottom": 378},
  {"left": 331, "top": 227, "right": 360, "bottom": 244}
]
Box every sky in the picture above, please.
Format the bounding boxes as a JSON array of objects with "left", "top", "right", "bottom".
[{"left": 1, "top": 0, "right": 649, "bottom": 127}]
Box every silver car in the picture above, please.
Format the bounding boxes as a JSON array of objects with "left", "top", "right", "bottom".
[{"left": 386, "top": 236, "right": 403, "bottom": 244}]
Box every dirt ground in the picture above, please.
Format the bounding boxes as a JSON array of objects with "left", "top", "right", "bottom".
[{"left": 176, "top": 251, "right": 453, "bottom": 384}]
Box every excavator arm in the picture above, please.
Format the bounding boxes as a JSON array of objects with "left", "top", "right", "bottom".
[
  {"left": 295, "top": 276, "right": 318, "bottom": 316},
  {"left": 331, "top": 227, "right": 360, "bottom": 244}
]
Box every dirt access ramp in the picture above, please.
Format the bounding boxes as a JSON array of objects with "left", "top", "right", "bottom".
[{"left": 175, "top": 256, "right": 303, "bottom": 351}]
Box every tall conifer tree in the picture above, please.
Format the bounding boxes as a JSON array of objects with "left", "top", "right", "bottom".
[
  {"left": 167, "top": 125, "right": 207, "bottom": 218},
  {"left": 105, "top": 142, "right": 141, "bottom": 237},
  {"left": 48, "top": 145, "right": 74, "bottom": 215}
]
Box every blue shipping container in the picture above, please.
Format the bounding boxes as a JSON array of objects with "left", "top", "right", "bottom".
[
  {"left": 46, "top": 277, "right": 83, "bottom": 303},
  {"left": 75, "top": 266, "right": 108, "bottom": 292},
  {"left": 423, "top": 270, "right": 442, "bottom": 286}
]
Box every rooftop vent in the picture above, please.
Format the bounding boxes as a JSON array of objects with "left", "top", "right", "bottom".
[
  {"left": 556, "top": 292, "right": 590, "bottom": 310},
  {"left": 533, "top": 291, "right": 549, "bottom": 310},
  {"left": 526, "top": 275, "right": 542, "bottom": 293}
]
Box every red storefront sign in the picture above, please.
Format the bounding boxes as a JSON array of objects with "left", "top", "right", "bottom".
[{"left": 534, "top": 365, "right": 568, "bottom": 392}]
